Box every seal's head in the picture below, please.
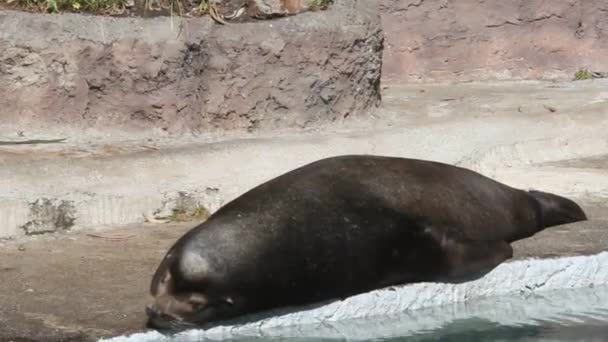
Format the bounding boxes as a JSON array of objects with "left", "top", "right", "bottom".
[
  {"left": 528, "top": 190, "right": 588, "bottom": 228},
  {"left": 145, "top": 247, "right": 236, "bottom": 332}
]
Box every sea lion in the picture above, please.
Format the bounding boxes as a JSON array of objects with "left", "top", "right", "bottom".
[{"left": 146, "top": 155, "right": 587, "bottom": 331}]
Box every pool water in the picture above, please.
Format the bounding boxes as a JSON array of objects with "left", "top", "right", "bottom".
[
  {"left": 370, "top": 286, "right": 608, "bottom": 342},
  {"left": 379, "top": 316, "right": 608, "bottom": 341}
]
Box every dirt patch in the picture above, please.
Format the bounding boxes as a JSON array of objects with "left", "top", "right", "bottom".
[{"left": 0, "top": 222, "right": 194, "bottom": 341}]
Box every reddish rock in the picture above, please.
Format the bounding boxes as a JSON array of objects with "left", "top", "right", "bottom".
[
  {"left": 380, "top": 0, "right": 608, "bottom": 82},
  {"left": 248, "top": 0, "right": 311, "bottom": 18},
  {"left": 0, "top": 0, "right": 382, "bottom": 135}
]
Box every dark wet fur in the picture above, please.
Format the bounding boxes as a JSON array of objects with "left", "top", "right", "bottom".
[{"left": 146, "top": 155, "right": 588, "bottom": 329}]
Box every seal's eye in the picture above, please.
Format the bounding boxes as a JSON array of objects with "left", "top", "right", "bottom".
[{"left": 223, "top": 296, "right": 234, "bottom": 306}]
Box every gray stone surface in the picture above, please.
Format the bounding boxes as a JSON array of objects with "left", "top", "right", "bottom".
[
  {"left": 380, "top": 0, "right": 608, "bottom": 82},
  {"left": 542, "top": 154, "right": 608, "bottom": 170},
  {"left": 0, "top": 0, "right": 382, "bottom": 135},
  {"left": 513, "top": 216, "right": 608, "bottom": 259}
]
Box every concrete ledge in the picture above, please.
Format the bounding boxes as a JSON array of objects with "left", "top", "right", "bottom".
[
  {"left": 104, "top": 249, "right": 608, "bottom": 341},
  {"left": 2, "top": 80, "right": 608, "bottom": 239},
  {"left": 1, "top": 130, "right": 605, "bottom": 239},
  {"left": 0, "top": 0, "right": 382, "bottom": 135}
]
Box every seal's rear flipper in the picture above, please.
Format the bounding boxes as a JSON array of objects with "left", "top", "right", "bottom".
[{"left": 428, "top": 228, "right": 514, "bottom": 283}]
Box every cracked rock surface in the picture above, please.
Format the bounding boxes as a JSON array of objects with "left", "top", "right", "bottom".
[
  {"left": 380, "top": 0, "right": 608, "bottom": 81},
  {"left": 0, "top": 0, "right": 382, "bottom": 135}
]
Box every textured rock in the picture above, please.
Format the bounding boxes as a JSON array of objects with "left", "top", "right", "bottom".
[
  {"left": 0, "top": 0, "right": 382, "bottom": 135},
  {"left": 249, "top": 0, "right": 311, "bottom": 18},
  {"left": 20, "top": 198, "right": 76, "bottom": 235},
  {"left": 380, "top": 0, "right": 608, "bottom": 82}
]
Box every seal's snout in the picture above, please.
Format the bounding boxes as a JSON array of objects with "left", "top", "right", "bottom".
[
  {"left": 145, "top": 304, "right": 162, "bottom": 318},
  {"left": 145, "top": 303, "right": 173, "bottom": 330},
  {"left": 146, "top": 300, "right": 204, "bottom": 332},
  {"left": 145, "top": 302, "right": 180, "bottom": 322},
  {"left": 145, "top": 304, "right": 160, "bottom": 321}
]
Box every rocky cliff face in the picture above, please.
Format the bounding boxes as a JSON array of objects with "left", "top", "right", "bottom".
[
  {"left": 380, "top": 0, "right": 608, "bottom": 82},
  {"left": 0, "top": 0, "right": 382, "bottom": 136}
]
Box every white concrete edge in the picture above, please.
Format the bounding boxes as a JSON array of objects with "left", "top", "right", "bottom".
[
  {"left": 492, "top": 168, "right": 608, "bottom": 200},
  {"left": 2, "top": 119, "right": 607, "bottom": 239},
  {"left": 101, "top": 251, "right": 608, "bottom": 342},
  {"left": 456, "top": 135, "right": 608, "bottom": 179},
  {"left": 456, "top": 135, "right": 608, "bottom": 200}
]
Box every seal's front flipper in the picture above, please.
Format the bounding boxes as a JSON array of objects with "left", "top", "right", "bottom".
[{"left": 429, "top": 228, "right": 514, "bottom": 283}]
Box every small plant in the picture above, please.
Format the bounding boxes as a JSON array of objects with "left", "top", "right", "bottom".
[
  {"left": 574, "top": 68, "right": 593, "bottom": 81},
  {"left": 191, "top": 206, "right": 210, "bottom": 221},
  {"left": 307, "top": 0, "right": 333, "bottom": 11},
  {"left": 197, "top": 0, "right": 208, "bottom": 13},
  {"left": 46, "top": 0, "right": 58, "bottom": 11},
  {"left": 167, "top": 205, "right": 210, "bottom": 222},
  {"left": 4, "top": 0, "right": 127, "bottom": 14}
]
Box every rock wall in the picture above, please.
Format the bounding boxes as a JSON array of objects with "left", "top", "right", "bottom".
[
  {"left": 0, "top": 0, "right": 383, "bottom": 135},
  {"left": 380, "top": 0, "right": 608, "bottom": 82}
]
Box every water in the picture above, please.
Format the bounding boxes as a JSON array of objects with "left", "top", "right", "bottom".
[{"left": 109, "top": 285, "right": 608, "bottom": 342}]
